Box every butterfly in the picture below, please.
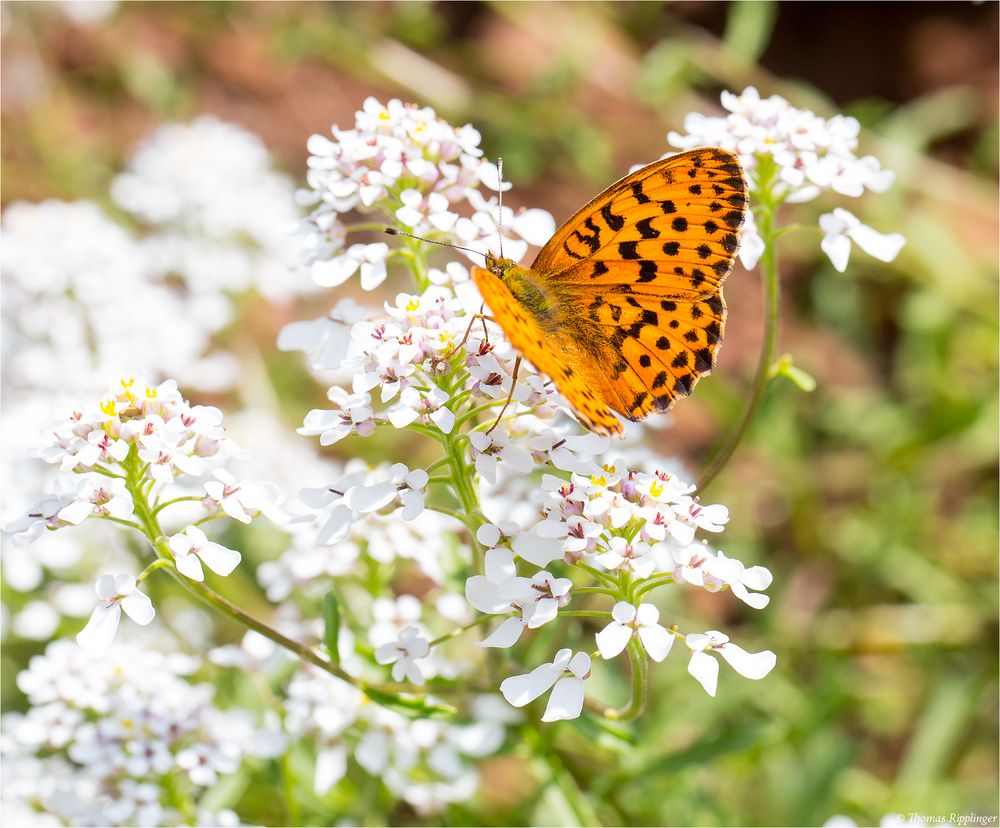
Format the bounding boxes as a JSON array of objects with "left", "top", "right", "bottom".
[{"left": 470, "top": 147, "right": 748, "bottom": 436}]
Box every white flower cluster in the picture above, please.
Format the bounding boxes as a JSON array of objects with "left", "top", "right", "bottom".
[
  {"left": 281, "top": 665, "right": 518, "bottom": 812},
  {"left": 2, "top": 117, "right": 309, "bottom": 413},
  {"left": 466, "top": 462, "right": 775, "bottom": 717},
  {"left": 669, "top": 86, "right": 904, "bottom": 272},
  {"left": 5, "top": 376, "right": 280, "bottom": 652},
  {"left": 1, "top": 640, "right": 281, "bottom": 827},
  {"left": 285, "top": 279, "right": 564, "bottom": 447},
  {"left": 0, "top": 200, "right": 234, "bottom": 399},
  {"left": 297, "top": 96, "right": 554, "bottom": 290},
  {"left": 114, "top": 116, "right": 313, "bottom": 300}
]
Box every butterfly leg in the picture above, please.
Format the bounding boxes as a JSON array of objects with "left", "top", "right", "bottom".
[
  {"left": 486, "top": 356, "right": 521, "bottom": 435},
  {"left": 446, "top": 305, "right": 494, "bottom": 359}
]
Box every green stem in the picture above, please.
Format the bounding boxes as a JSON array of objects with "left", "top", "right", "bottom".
[
  {"left": 559, "top": 610, "right": 613, "bottom": 619},
  {"left": 590, "top": 638, "right": 648, "bottom": 722},
  {"left": 572, "top": 586, "right": 619, "bottom": 597},
  {"left": 427, "top": 613, "right": 507, "bottom": 648},
  {"left": 697, "top": 195, "right": 781, "bottom": 492},
  {"left": 155, "top": 541, "right": 403, "bottom": 696},
  {"left": 152, "top": 496, "right": 203, "bottom": 516},
  {"left": 634, "top": 575, "right": 676, "bottom": 599}
]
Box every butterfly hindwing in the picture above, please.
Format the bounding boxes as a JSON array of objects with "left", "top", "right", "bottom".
[{"left": 470, "top": 265, "right": 624, "bottom": 435}]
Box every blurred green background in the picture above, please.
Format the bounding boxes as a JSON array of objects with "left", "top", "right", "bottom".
[{"left": 2, "top": 2, "right": 997, "bottom": 825}]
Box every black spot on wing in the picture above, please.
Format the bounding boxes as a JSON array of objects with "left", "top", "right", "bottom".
[
  {"left": 635, "top": 218, "right": 660, "bottom": 239},
  {"left": 601, "top": 203, "right": 625, "bottom": 232}
]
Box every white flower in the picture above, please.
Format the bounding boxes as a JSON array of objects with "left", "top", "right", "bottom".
[
  {"left": 738, "top": 208, "right": 766, "bottom": 270},
  {"left": 299, "top": 388, "right": 377, "bottom": 445},
  {"left": 819, "top": 207, "right": 905, "bottom": 272},
  {"left": 202, "top": 470, "right": 267, "bottom": 525},
  {"left": 500, "top": 648, "right": 591, "bottom": 722},
  {"left": 4, "top": 493, "right": 75, "bottom": 544},
  {"left": 466, "top": 549, "right": 570, "bottom": 648},
  {"left": 594, "top": 537, "right": 657, "bottom": 578},
  {"left": 277, "top": 297, "right": 369, "bottom": 371},
  {"left": 57, "top": 476, "right": 134, "bottom": 526},
  {"left": 168, "top": 526, "right": 241, "bottom": 581},
  {"left": 469, "top": 427, "right": 533, "bottom": 485},
  {"left": 374, "top": 626, "right": 430, "bottom": 684},
  {"left": 595, "top": 601, "right": 675, "bottom": 662},
  {"left": 313, "top": 242, "right": 389, "bottom": 290},
  {"left": 395, "top": 189, "right": 458, "bottom": 232},
  {"left": 387, "top": 386, "right": 455, "bottom": 434},
  {"left": 302, "top": 462, "right": 428, "bottom": 545},
  {"left": 685, "top": 630, "right": 776, "bottom": 696},
  {"left": 76, "top": 574, "right": 155, "bottom": 654}
]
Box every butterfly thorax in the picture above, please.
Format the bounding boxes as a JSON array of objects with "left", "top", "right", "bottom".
[{"left": 484, "top": 252, "right": 556, "bottom": 326}]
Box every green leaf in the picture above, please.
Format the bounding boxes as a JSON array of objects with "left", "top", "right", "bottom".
[
  {"left": 723, "top": 0, "right": 777, "bottom": 63},
  {"left": 772, "top": 354, "right": 817, "bottom": 392},
  {"left": 322, "top": 591, "right": 341, "bottom": 663},
  {"left": 362, "top": 686, "right": 457, "bottom": 719}
]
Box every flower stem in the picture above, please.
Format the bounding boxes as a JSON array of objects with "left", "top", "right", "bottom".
[
  {"left": 154, "top": 540, "right": 402, "bottom": 695},
  {"left": 427, "top": 613, "right": 504, "bottom": 648},
  {"left": 600, "top": 638, "right": 648, "bottom": 721},
  {"left": 697, "top": 197, "right": 781, "bottom": 493}
]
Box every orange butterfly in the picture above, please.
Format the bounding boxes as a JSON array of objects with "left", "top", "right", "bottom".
[{"left": 470, "top": 147, "right": 748, "bottom": 436}]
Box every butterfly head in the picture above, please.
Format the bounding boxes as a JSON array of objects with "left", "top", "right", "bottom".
[{"left": 484, "top": 251, "right": 517, "bottom": 280}]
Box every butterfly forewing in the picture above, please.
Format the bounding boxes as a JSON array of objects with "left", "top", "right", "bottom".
[
  {"left": 533, "top": 148, "right": 747, "bottom": 424},
  {"left": 472, "top": 147, "right": 747, "bottom": 434}
]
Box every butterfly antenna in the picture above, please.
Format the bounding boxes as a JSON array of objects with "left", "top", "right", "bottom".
[
  {"left": 496, "top": 157, "right": 505, "bottom": 260},
  {"left": 384, "top": 228, "right": 486, "bottom": 261}
]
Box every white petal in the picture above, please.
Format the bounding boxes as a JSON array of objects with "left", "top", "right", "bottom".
[
  {"left": 688, "top": 651, "right": 719, "bottom": 696},
  {"left": 484, "top": 547, "right": 516, "bottom": 583},
  {"left": 476, "top": 524, "right": 501, "bottom": 547},
  {"left": 741, "top": 565, "right": 773, "bottom": 591},
  {"left": 314, "top": 745, "right": 347, "bottom": 795},
  {"left": 174, "top": 551, "right": 205, "bottom": 581},
  {"left": 635, "top": 603, "right": 660, "bottom": 627},
  {"left": 344, "top": 482, "right": 396, "bottom": 513},
  {"left": 512, "top": 531, "right": 563, "bottom": 567},
  {"left": 477, "top": 617, "right": 525, "bottom": 649},
  {"left": 499, "top": 661, "right": 562, "bottom": 707},
  {"left": 526, "top": 597, "right": 558, "bottom": 629},
  {"left": 95, "top": 574, "right": 117, "bottom": 600},
  {"left": 465, "top": 576, "right": 507, "bottom": 614},
  {"left": 58, "top": 500, "right": 94, "bottom": 525},
  {"left": 374, "top": 642, "right": 399, "bottom": 665},
  {"left": 316, "top": 505, "right": 353, "bottom": 545},
  {"left": 76, "top": 604, "right": 121, "bottom": 654},
  {"left": 638, "top": 625, "right": 674, "bottom": 663},
  {"left": 120, "top": 590, "right": 155, "bottom": 625},
  {"left": 595, "top": 621, "right": 632, "bottom": 660},
  {"left": 820, "top": 230, "right": 851, "bottom": 273},
  {"left": 567, "top": 651, "right": 591, "bottom": 679},
  {"left": 611, "top": 601, "right": 636, "bottom": 624},
  {"left": 718, "top": 644, "right": 776, "bottom": 680},
  {"left": 541, "top": 676, "right": 585, "bottom": 722},
  {"left": 847, "top": 224, "right": 905, "bottom": 263},
  {"left": 197, "top": 542, "right": 241, "bottom": 576},
  {"left": 399, "top": 489, "right": 424, "bottom": 520},
  {"left": 429, "top": 406, "right": 455, "bottom": 434}
]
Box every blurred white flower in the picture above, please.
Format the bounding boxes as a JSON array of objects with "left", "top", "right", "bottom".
[
  {"left": 374, "top": 626, "right": 430, "bottom": 684},
  {"left": 819, "top": 207, "right": 905, "bottom": 272}
]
